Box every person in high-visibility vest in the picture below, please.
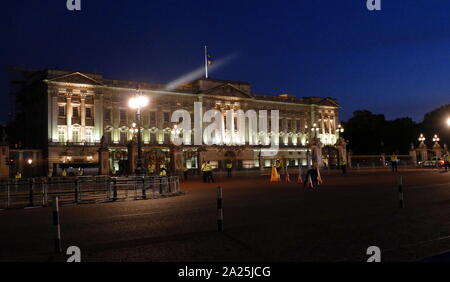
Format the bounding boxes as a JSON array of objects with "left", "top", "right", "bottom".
[
  {"left": 445, "top": 155, "right": 450, "bottom": 172},
  {"left": 15, "top": 171, "right": 22, "bottom": 180},
  {"left": 61, "top": 169, "right": 67, "bottom": 177},
  {"left": 226, "top": 161, "right": 233, "bottom": 178},
  {"left": 48, "top": 169, "right": 53, "bottom": 178},
  {"left": 204, "top": 161, "right": 215, "bottom": 183},
  {"left": 275, "top": 159, "right": 281, "bottom": 174},
  {"left": 201, "top": 161, "right": 207, "bottom": 183},
  {"left": 340, "top": 160, "right": 347, "bottom": 174},
  {"left": 148, "top": 163, "right": 155, "bottom": 175},
  {"left": 390, "top": 154, "right": 398, "bottom": 173},
  {"left": 183, "top": 164, "right": 189, "bottom": 180},
  {"left": 78, "top": 168, "right": 84, "bottom": 176},
  {"left": 159, "top": 164, "right": 167, "bottom": 176}
]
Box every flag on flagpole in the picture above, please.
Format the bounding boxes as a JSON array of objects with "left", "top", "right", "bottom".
[{"left": 204, "top": 46, "right": 212, "bottom": 78}]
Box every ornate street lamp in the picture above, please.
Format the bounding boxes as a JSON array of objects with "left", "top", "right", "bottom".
[
  {"left": 336, "top": 124, "right": 344, "bottom": 137},
  {"left": 311, "top": 123, "right": 320, "bottom": 138},
  {"left": 128, "top": 90, "right": 149, "bottom": 175},
  {"left": 418, "top": 133, "right": 426, "bottom": 144},
  {"left": 433, "top": 134, "right": 440, "bottom": 144}
]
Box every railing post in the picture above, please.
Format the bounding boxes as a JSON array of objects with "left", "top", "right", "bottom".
[
  {"left": 113, "top": 178, "right": 118, "bottom": 201},
  {"left": 142, "top": 176, "right": 146, "bottom": 199},
  {"left": 217, "top": 186, "right": 223, "bottom": 232},
  {"left": 6, "top": 182, "right": 10, "bottom": 209},
  {"left": 52, "top": 196, "right": 62, "bottom": 253},
  {"left": 75, "top": 178, "right": 80, "bottom": 204},
  {"left": 28, "top": 178, "right": 34, "bottom": 207}
]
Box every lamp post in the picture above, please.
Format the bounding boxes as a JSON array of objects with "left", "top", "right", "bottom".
[
  {"left": 336, "top": 124, "right": 344, "bottom": 138},
  {"left": 418, "top": 133, "right": 426, "bottom": 146},
  {"left": 311, "top": 123, "right": 320, "bottom": 139},
  {"left": 128, "top": 91, "right": 149, "bottom": 175},
  {"left": 433, "top": 134, "right": 440, "bottom": 144}
]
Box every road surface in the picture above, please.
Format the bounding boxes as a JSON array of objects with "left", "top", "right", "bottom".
[{"left": 2, "top": 168, "right": 450, "bottom": 262}]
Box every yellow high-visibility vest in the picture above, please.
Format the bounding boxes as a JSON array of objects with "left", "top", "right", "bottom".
[
  {"left": 226, "top": 163, "right": 232, "bottom": 169},
  {"left": 62, "top": 169, "right": 67, "bottom": 177}
]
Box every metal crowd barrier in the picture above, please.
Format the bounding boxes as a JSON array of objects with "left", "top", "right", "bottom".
[{"left": 0, "top": 176, "right": 181, "bottom": 210}]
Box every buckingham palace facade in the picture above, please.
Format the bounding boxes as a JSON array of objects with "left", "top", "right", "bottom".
[{"left": 6, "top": 68, "right": 347, "bottom": 177}]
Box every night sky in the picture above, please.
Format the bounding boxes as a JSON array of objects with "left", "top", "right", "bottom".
[{"left": 2, "top": 0, "right": 450, "bottom": 124}]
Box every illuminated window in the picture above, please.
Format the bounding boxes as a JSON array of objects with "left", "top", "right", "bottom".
[
  {"left": 72, "top": 129, "right": 80, "bottom": 143},
  {"left": 85, "top": 128, "right": 92, "bottom": 143},
  {"left": 58, "top": 128, "right": 66, "bottom": 143}
]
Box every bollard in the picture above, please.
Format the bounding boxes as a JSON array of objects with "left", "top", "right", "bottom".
[
  {"left": 112, "top": 178, "right": 118, "bottom": 201},
  {"left": 28, "top": 178, "right": 34, "bottom": 207},
  {"left": 398, "top": 176, "right": 404, "bottom": 208},
  {"left": 52, "top": 197, "right": 62, "bottom": 253},
  {"left": 6, "top": 183, "right": 10, "bottom": 209},
  {"left": 74, "top": 178, "right": 80, "bottom": 204},
  {"left": 217, "top": 186, "right": 223, "bottom": 232},
  {"left": 142, "top": 177, "right": 146, "bottom": 199}
]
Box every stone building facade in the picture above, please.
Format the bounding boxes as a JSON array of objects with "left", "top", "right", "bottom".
[{"left": 8, "top": 68, "right": 346, "bottom": 176}]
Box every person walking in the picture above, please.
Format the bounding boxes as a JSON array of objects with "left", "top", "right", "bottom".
[
  {"left": 201, "top": 161, "right": 207, "bottom": 183},
  {"left": 445, "top": 155, "right": 450, "bottom": 172},
  {"left": 304, "top": 162, "right": 321, "bottom": 189},
  {"left": 390, "top": 153, "right": 398, "bottom": 173},
  {"left": 205, "top": 161, "right": 215, "bottom": 183},
  {"left": 226, "top": 161, "right": 233, "bottom": 178},
  {"left": 183, "top": 164, "right": 189, "bottom": 180},
  {"left": 147, "top": 163, "right": 155, "bottom": 175},
  {"left": 340, "top": 159, "right": 347, "bottom": 174},
  {"left": 159, "top": 164, "right": 168, "bottom": 176}
]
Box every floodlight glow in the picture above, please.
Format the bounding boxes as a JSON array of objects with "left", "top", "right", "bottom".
[{"left": 128, "top": 95, "right": 149, "bottom": 109}]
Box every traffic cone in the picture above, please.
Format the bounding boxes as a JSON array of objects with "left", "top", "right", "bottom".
[
  {"left": 297, "top": 166, "right": 303, "bottom": 184},
  {"left": 285, "top": 170, "right": 290, "bottom": 183},
  {"left": 270, "top": 165, "right": 281, "bottom": 183},
  {"left": 307, "top": 175, "right": 313, "bottom": 188},
  {"left": 297, "top": 173, "right": 303, "bottom": 184}
]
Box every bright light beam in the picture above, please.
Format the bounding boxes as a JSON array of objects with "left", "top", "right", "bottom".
[{"left": 165, "top": 52, "right": 239, "bottom": 91}]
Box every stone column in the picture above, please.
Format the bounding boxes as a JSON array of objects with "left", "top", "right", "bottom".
[
  {"left": 66, "top": 96, "right": 73, "bottom": 141},
  {"left": 80, "top": 95, "right": 86, "bottom": 141}
]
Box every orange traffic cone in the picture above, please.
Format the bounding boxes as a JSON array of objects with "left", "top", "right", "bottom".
[
  {"left": 285, "top": 171, "right": 291, "bottom": 183},
  {"left": 270, "top": 165, "right": 281, "bottom": 183},
  {"left": 297, "top": 173, "right": 303, "bottom": 184},
  {"left": 297, "top": 166, "right": 303, "bottom": 184},
  {"left": 307, "top": 175, "right": 313, "bottom": 188}
]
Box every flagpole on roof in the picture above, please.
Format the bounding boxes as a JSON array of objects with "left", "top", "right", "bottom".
[{"left": 204, "top": 45, "right": 208, "bottom": 79}]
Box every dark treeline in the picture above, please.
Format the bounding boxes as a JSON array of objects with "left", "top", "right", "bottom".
[{"left": 343, "top": 105, "right": 450, "bottom": 155}]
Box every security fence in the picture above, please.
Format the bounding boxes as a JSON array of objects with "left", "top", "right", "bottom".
[{"left": 0, "top": 176, "right": 181, "bottom": 210}]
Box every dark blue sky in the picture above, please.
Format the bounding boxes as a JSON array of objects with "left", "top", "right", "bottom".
[{"left": 2, "top": 0, "right": 450, "bottom": 123}]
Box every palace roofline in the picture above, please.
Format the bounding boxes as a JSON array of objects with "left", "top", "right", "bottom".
[{"left": 11, "top": 67, "right": 340, "bottom": 108}]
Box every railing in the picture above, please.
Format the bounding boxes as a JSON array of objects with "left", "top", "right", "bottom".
[{"left": 0, "top": 176, "right": 181, "bottom": 210}]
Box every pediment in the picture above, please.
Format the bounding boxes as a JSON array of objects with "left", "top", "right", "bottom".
[
  {"left": 48, "top": 72, "right": 104, "bottom": 86},
  {"left": 317, "top": 98, "right": 339, "bottom": 107},
  {"left": 203, "top": 83, "right": 254, "bottom": 98}
]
